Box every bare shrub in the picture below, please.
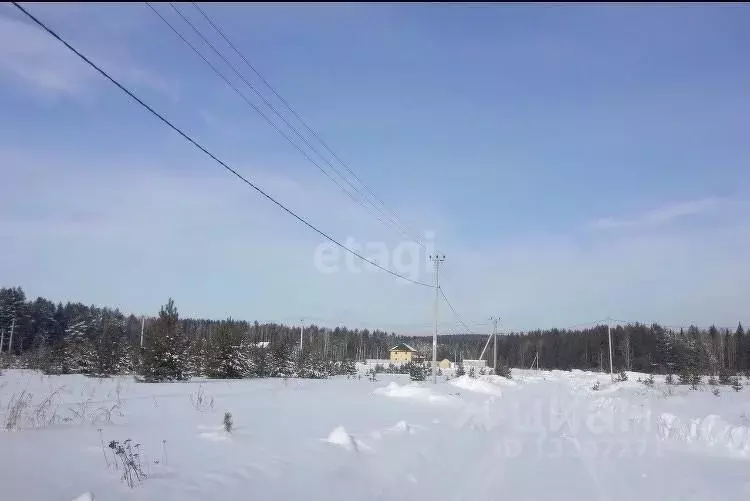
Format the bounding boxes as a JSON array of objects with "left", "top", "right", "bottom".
[
  {"left": 69, "top": 398, "right": 93, "bottom": 423},
  {"left": 5, "top": 390, "right": 32, "bottom": 430},
  {"left": 93, "top": 403, "right": 122, "bottom": 424},
  {"left": 31, "top": 385, "right": 64, "bottom": 428},
  {"left": 223, "top": 411, "right": 233, "bottom": 433},
  {"left": 190, "top": 384, "right": 214, "bottom": 412},
  {"left": 108, "top": 439, "right": 146, "bottom": 488}
]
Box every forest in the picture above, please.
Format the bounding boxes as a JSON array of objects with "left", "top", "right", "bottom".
[{"left": 1, "top": 286, "right": 748, "bottom": 381}]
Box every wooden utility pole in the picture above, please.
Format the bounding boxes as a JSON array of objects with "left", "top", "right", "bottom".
[
  {"left": 8, "top": 316, "right": 15, "bottom": 355},
  {"left": 429, "top": 254, "right": 445, "bottom": 384},
  {"left": 607, "top": 317, "right": 614, "bottom": 380},
  {"left": 490, "top": 316, "right": 500, "bottom": 374},
  {"left": 140, "top": 316, "right": 145, "bottom": 348}
]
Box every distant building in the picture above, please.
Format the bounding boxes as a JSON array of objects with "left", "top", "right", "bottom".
[
  {"left": 389, "top": 343, "right": 418, "bottom": 363},
  {"left": 462, "top": 359, "right": 487, "bottom": 369},
  {"left": 253, "top": 341, "right": 270, "bottom": 349},
  {"left": 438, "top": 359, "right": 452, "bottom": 369}
]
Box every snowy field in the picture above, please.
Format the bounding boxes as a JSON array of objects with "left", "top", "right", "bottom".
[{"left": 2, "top": 369, "right": 750, "bottom": 501}]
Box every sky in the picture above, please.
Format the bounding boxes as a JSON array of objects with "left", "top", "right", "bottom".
[{"left": 1, "top": 3, "right": 749, "bottom": 334}]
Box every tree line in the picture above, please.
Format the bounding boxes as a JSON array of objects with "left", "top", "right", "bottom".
[{"left": 1, "top": 286, "right": 748, "bottom": 380}]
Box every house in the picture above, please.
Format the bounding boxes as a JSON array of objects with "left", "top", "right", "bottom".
[
  {"left": 438, "top": 359, "right": 452, "bottom": 369},
  {"left": 389, "top": 343, "right": 418, "bottom": 363}
]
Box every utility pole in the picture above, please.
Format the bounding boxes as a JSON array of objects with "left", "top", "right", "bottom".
[
  {"left": 607, "top": 317, "right": 614, "bottom": 380},
  {"left": 8, "top": 316, "right": 15, "bottom": 356},
  {"left": 429, "top": 254, "right": 445, "bottom": 384},
  {"left": 490, "top": 316, "right": 499, "bottom": 374},
  {"left": 140, "top": 316, "right": 145, "bottom": 348},
  {"left": 299, "top": 318, "right": 304, "bottom": 355}
]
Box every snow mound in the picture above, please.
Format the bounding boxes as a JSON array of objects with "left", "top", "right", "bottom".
[
  {"left": 374, "top": 382, "right": 452, "bottom": 404},
  {"left": 325, "top": 426, "right": 370, "bottom": 452},
  {"left": 450, "top": 375, "right": 504, "bottom": 395},
  {"left": 388, "top": 420, "right": 422, "bottom": 434},
  {"left": 483, "top": 375, "right": 518, "bottom": 386},
  {"left": 198, "top": 431, "right": 230, "bottom": 441},
  {"left": 657, "top": 412, "right": 750, "bottom": 456},
  {"left": 72, "top": 494, "right": 94, "bottom": 501},
  {"left": 455, "top": 397, "right": 498, "bottom": 431},
  {"left": 595, "top": 380, "right": 649, "bottom": 395}
]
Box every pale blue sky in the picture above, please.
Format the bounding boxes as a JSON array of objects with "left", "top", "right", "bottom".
[{"left": 1, "top": 3, "right": 749, "bottom": 333}]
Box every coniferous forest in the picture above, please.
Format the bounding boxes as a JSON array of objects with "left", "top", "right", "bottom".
[{"left": 1, "top": 286, "right": 748, "bottom": 381}]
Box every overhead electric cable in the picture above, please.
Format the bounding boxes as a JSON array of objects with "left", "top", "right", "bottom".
[
  {"left": 190, "top": 2, "right": 425, "bottom": 248},
  {"left": 12, "top": 2, "right": 433, "bottom": 288},
  {"left": 152, "top": 2, "right": 423, "bottom": 247}
]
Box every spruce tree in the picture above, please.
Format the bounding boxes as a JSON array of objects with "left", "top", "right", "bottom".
[
  {"left": 341, "top": 359, "right": 357, "bottom": 376},
  {"left": 62, "top": 317, "right": 95, "bottom": 375},
  {"left": 409, "top": 363, "right": 426, "bottom": 381},
  {"left": 207, "top": 325, "right": 250, "bottom": 379},
  {"left": 268, "top": 341, "right": 294, "bottom": 377},
  {"left": 140, "top": 298, "right": 188, "bottom": 382},
  {"left": 736, "top": 323, "right": 746, "bottom": 373},
  {"left": 495, "top": 363, "right": 512, "bottom": 379},
  {"left": 91, "top": 313, "right": 128, "bottom": 376},
  {"left": 250, "top": 345, "right": 269, "bottom": 377}
]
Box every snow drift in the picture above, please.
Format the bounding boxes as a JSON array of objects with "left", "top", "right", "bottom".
[{"left": 373, "top": 382, "right": 454, "bottom": 404}]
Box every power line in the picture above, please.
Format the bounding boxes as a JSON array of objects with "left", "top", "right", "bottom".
[
  {"left": 190, "top": 2, "right": 425, "bottom": 248},
  {"left": 11, "top": 2, "right": 434, "bottom": 289},
  {"left": 152, "top": 2, "right": 424, "bottom": 248},
  {"left": 439, "top": 287, "right": 481, "bottom": 335},
  {"left": 145, "top": 3, "right": 397, "bottom": 234}
]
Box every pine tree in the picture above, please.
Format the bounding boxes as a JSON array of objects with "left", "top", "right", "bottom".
[
  {"left": 409, "top": 363, "right": 426, "bottom": 381},
  {"left": 736, "top": 323, "right": 746, "bottom": 373},
  {"left": 468, "top": 366, "right": 476, "bottom": 378},
  {"left": 91, "top": 312, "right": 129, "bottom": 376},
  {"left": 140, "top": 299, "right": 189, "bottom": 382},
  {"left": 708, "top": 325, "right": 720, "bottom": 375},
  {"left": 495, "top": 363, "right": 512, "bottom": 379},
  {"left": 207, "top": 325, "right": 251, "bottom": 379},
  {"left": 267, "top": 341, "right": 294, "bottom": 377},
  {"left": 249, "top": 345, "right": 270, "bottom": 377},
  {"left": 341, "top": 359, "right": 357, "bottom": 376},
  {"left": 185, "top": 336, "right": 209, "bottom": 378},
  {"left": 456, "top": 363, "right": 466, "bottom": 377},
  {"left": 62, "top": 317, "right": 95, "bottom": 375},
  {"left": 654, "top": 324, "right": 675, "bottom": 373},
  {"left": 0, "top": 287, "right": 26, "bottom": 355}
]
